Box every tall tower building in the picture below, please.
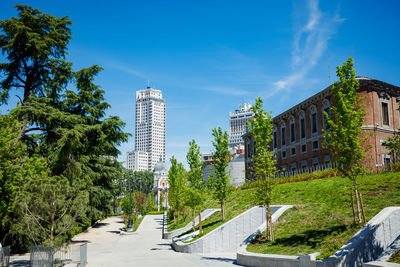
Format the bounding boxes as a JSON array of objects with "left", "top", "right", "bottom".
[
  {"left": 134, "top": 86, "right": 166, "bottom": 171},
  {"left": 229, "top": 103, "right": 253, "bottom": 149}
]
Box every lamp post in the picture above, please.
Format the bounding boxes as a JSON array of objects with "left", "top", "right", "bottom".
[{"left": 127, "top": 172, "right": 133, "bottom": 231}]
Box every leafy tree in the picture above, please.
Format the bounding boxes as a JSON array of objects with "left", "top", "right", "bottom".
[
  {"left": 209, "top": 127, "right": 232, "bottom": 221},
  {"left": 14, "top": 174, "right": 88, "bottom": 247},
  {"left": 0, "top": 5, "right": 130, "bottom": 250},
  {"left": 323, "top": 57, "right": 368, "bottom": 224},
  {"left": 382, "top": 135, "right": 400, "bottom": 165},
  {"left": 247, "top": 97, "right": 277, "bottom": 241},
  {"left": 0, "top": 4, "right": 72, "bottom": 104},
  {"left": 168, "top": 156, "right": 186, "bottom": 224},
  {"left": 185, "top": 140, "right": 205, "bottom": 233},
  {"left": 132, "top": 171, "right": 153, "bottom": 215}
]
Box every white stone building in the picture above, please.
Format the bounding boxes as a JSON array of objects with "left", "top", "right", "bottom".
[
  {"left": 153, "top": 159, "right": 168, "bottom": 211},
  {"left": 229, "top": 103, "right": 253, "bottom": 148},
  {"left": 127, "top": 86, "right": 166, "bottom": 171},
  {"left": 126, "top": 151, "right": 149, "bottom": 171}
]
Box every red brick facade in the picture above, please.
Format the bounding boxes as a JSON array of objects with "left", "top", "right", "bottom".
[{"left": 244, "top": 78, "right": 400, "bottom": 179}]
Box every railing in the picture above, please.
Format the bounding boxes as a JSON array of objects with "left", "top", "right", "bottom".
[
  {"left": 275, "top": 162, "right": 337, "bottom": 178},
  {"left": 30, "top": 243, "right": 87, "bottom": 267},
  {"left": 0, "top": 246, "right": 10, "bottom": 267}
]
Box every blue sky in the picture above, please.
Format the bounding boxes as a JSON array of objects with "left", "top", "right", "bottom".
[{"left": 1, "top": 0, "right": 400, "bottom": 167}]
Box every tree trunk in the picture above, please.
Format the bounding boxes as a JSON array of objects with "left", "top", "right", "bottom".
[
  {"left": 221, "top": 199, "right": 226, "bottom": 221},
  {"left": 198, "top": 209, "right": 202, "bottom": 234},
  {"left": 352, "top": 177, "right": 362, "bottom": 224},
  {"left": 192, "top": 208, "right": 195, "bottom": 232},
  {"left": 265, "top": 208, "right": 269, "bottom": 241},
  {"left": 177, "top": 210, "right": 180, "bottom": 225},
  {"left": 173, "top": 211, "right": 176, "bottom": 224}
]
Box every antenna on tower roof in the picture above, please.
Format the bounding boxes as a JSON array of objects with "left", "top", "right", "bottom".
[{"left": 147, "top": 80, "right": 150, "bottom": 89}]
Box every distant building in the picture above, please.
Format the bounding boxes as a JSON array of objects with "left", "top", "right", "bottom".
[
  {"left": 203, "top": 154, "right": 245, "bottom": 187},
  {"left": 127, "top": 86, "right": 166, "bottom": 171},
  {"left": 153, "top": 159, "right": 168, "bottom": 211},
  {"left": 229, "top": 103, "right": 253, "bottom": 148},
  {"left": 126, "top": 151, "right": 148, "bottom": 171},
  {"left": 243, "top": 77, "right": 400, "bottom": 179},
  {"left": 203, "top": 153, "right": 214, "bottom": 166}
]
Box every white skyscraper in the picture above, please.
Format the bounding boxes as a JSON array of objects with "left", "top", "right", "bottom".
[
  {"left": 229, "top": 103, "right": 253, "bottom": 148},
  {"left": 133, "top": 86, "right": 166, "bottom": 171}
]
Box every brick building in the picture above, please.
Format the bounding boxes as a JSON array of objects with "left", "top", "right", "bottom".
[{"left": 243, "top": 78, "right": 400, "bottom": 179}]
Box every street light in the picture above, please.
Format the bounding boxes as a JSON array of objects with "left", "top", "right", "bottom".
[{"left": 127, "top": 171, "right": 133, "bottom": 231}]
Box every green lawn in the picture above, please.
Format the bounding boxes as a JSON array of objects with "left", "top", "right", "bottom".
[
  {"left": 247, "top": 172, "right": 400, "bottom": 258},
  {"left": 388, "top": 249, "right": 400, "bottom": 264}
]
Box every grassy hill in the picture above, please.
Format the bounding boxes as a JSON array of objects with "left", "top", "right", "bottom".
[
  {"left": 167, "top": 171, "right": 399, "bottom": 258},
  {"left": 248, "top": 171, "right": 400, "bottom": 258}
]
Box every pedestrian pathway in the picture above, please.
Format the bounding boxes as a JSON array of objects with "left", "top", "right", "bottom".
[{"left": 73, "top": 214, "right": 237, "bottom": 267}]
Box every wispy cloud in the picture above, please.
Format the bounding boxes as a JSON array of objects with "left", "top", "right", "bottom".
[
  {"left": 270, "top": 0, "right": 344, "bottom": 96},
  {"left": 108, "top": 63, "right": 148, "bottom": 79},
  {"left": 203, "top": 86, "right": 251, "bottom": 96}
]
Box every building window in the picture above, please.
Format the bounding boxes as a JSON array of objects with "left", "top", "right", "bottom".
[
  {"left": 312, "top": 113, "right": 317, "bottom": 133},
  {"left": 301, "top": 160, "right": 307, "bottom": 171},
  {"left": 290, "top": 122, "right": 295, "bottom": 143},
  {"left": 322, "top": 99, "right": 331, "bottom": 130},
  {"left": 281, "top": 126, "right": 286, "bottom": 146},
  {"left": 290, "top": 163, "right": 297, "bottom": 171},
  {"left": 247, "top": 142, "right": 251, "bottom": 158},
  {"left": 291, "top": 147, "right": 296, "bottom": 156},
  {"left": 301, "top": 144, "right": 307, "bottom": 153},
  {"left": 312, "top": 140, "right": 319, "bottom": 151},
  {"left": 273, "top": 130, "right": 277, "bottom": 148},
  {"left": 381, "top": 102, "right": 389, "bottom": 126},
  {"left": 300, "top": 118, "right": 306, "bottom": 139},
  {"left": 282, "top": 150, "right": 287, "bottom": 159},
  {"left": 312, "top": 158, "right": 319, "bottom": 167}
]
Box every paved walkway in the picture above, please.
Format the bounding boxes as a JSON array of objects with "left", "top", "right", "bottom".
[{"left": 73, "top": 215, "right": 237, "bottom": 266}]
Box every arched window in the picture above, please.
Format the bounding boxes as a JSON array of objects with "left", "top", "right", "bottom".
[
  {"left": 280, "top": 121, "right": 286, "bottom": 146},
  {"left": 310, "top": 105, "right": 318, "bottom": 135},
  {"left": 322, "top": 99, "right": 330, "bottom": 130},
  {"left": 273, "top": 125, "right": 278, "bottom": 149},
  {"left": 289, "top": 116, "right": 295, "bottom": 143},
  {"left": 299, "top": 110, "right": 306, "bottom": 139}
]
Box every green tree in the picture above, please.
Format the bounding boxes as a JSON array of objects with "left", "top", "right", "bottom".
[
  {"left": 0, "top": 4, "right": 72, "bottom": 104},
  {"left": 186, "top": 140, "right": 205, "bottom": 233},
  {"left": 247, "top": 97, "right": 277, "bottom": 241},
  {"left": 168, "top": 156, "right": 186, "bottom": 224},
  {"left": 132, "top": 171, "right": 153, "bottom": 215},
  {"left": 14, "top": 174, "right": 88, "bottom": 247},
  {"left": 323, "top": 57, "right": 368, "bottom": 224},
  {"left": 209, "top": 127, "right": 232, "bottom": 221},
  {"left": 0, "top": 5, "right": 129, "bottom": 250},
  {"left": 382, "top": 135, "right": 400, "bottom": 165}
]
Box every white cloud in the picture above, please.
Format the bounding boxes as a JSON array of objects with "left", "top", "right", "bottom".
[
  {"left": 270, "top": 0, "right": 344, "bottom": 96},
  {"left": 203, "top": 86, "right": 251, "bottom": 96},
  {"left": 109, "top": 63, "right": 147, "bottom": 79}
]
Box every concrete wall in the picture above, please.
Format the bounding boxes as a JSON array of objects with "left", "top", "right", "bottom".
[
  {"left": 163, "top": 208, "right": 220, "bottom": 239},
  {"left": 237, "top": 206, "right": 400, "bottom": 267},
  {"left": 172, "top": 205, "right": 292, "bottom": 254}
]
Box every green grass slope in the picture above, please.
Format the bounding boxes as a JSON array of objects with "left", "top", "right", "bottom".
[{"left": 247, "top": 172, "right": 400, "bottom": 258}]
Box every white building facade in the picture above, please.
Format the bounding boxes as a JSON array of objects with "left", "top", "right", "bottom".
[
  {"left": 135, "top": 87, "right": 166, "bottom": 171},
  {"left": 229, "top": 103, "right": 253, "bottom": 148},
  {"left": 126, "top": 151, "right": 149, "bottom": 171}
]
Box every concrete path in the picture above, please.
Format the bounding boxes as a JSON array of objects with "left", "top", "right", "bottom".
[{"left": 72, "top": 215, "right": 237, "bottom": 266}]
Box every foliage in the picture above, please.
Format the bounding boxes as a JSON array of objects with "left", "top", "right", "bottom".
[
  {"left": 323, "top": 57, "right": 368, "bottom": 224},
  {"left": 120, "top": 194, "right": 136, "bottom": 216},
  {"left": 247, "top": 97, "right": 277, "bottom": 240},
  {"left": 167, "top": 156, "right": 186, "bottom": 224},
  {"left": 382, "top": 135, "right": 400, "bottom": 164},
  {"left": 208, "top": 127, "right": 233, "bottom": 220},
  {"left": 185, "top": 140, "right": 205, "bottom": 232},
  {"left": 0, "top": 5, "right": 129, "bottom": 250}
]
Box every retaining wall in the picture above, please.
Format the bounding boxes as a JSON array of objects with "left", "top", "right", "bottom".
[
  {"left": 237, "top": 206, "right": 400, "bottom": 267},
  {"left": 163, "top": 208, "right": 220, "bottom": 239},
  {"left": 172, "top": 205, "right": 292, "bottom": 253}
]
